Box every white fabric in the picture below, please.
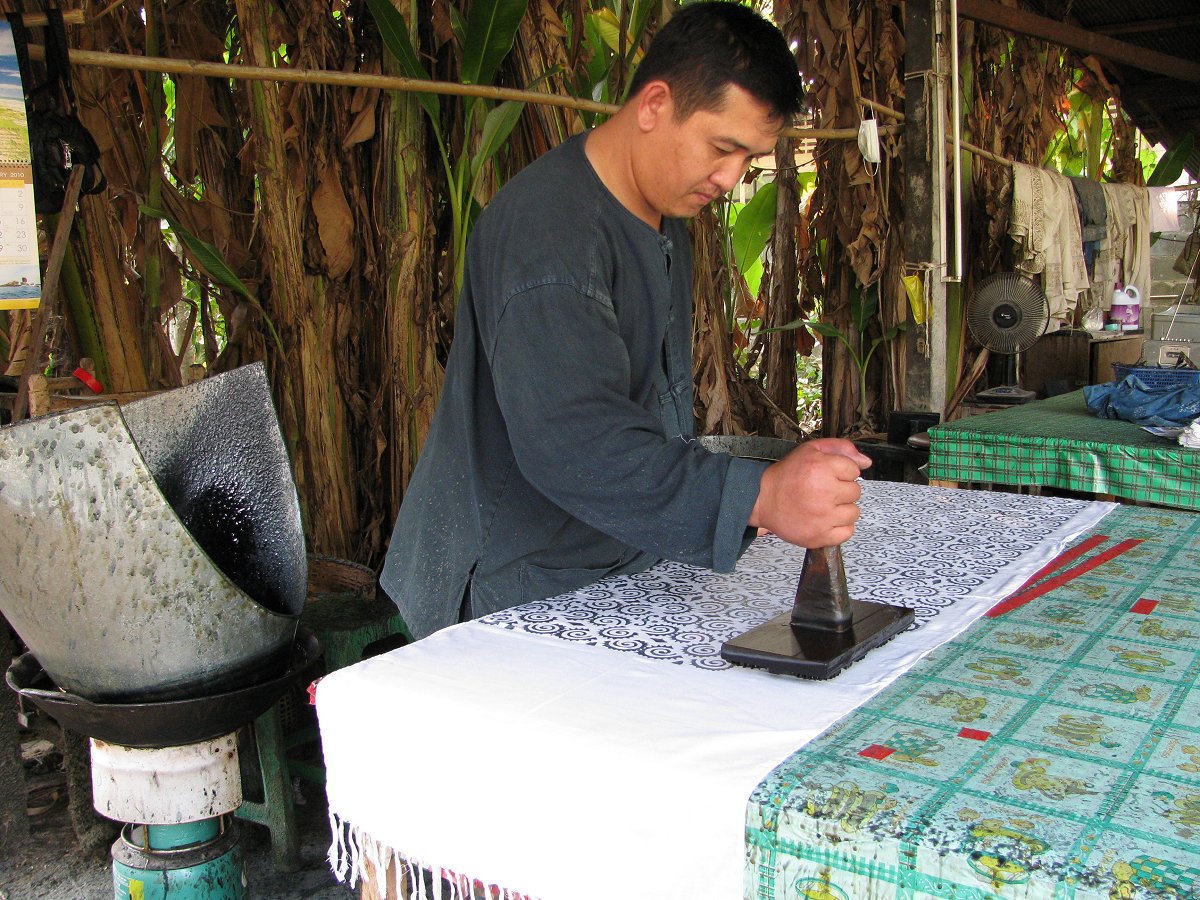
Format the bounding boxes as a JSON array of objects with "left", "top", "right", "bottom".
[
  {"left": 318, "top": 486, "right": 1114, "bottom": 900},
  {"left": 1149, "top": 185, "right": 1181, "bottom": 233}
]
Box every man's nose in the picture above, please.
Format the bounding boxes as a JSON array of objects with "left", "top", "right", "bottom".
[{"left": 711, "top": 160, "right": 746, "bottom": 194}]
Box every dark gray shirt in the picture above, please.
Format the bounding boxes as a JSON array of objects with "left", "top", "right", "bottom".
[{"left": 379, "top": 133, "right": 767, "bottom": 639}]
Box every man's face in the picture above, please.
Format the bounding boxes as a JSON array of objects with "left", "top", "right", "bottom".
[{"left": 633, "top": 83, "right": 782, "bottom": 221}]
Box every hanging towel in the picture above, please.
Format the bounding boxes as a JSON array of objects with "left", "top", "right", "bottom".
[
  {"left": 1070, "top": 176, "right": 1108, "bottom": 278},
  {"left": 1009, "top": 163, "right": 1090, "bottom": 326},
  {"left": 1092, "top": 183, "right": 1151, "bottom": 309},
  {"left": 1149, "top": 186, "right": 1180, "bottom": 233}
]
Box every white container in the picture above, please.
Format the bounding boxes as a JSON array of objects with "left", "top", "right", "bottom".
[
  {"left": 90, "top": 733, "right": 242, "bottom": 824},
  {"left": 1109, "top": 286, "right": 1141, "bottom": 331}
]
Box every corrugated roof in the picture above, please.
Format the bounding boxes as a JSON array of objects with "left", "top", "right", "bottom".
[
  {"left": 1065, "top": 0, "right": 1195, "bottom": 180},
  {"left": 1028, "top": 0, "right": 1200, "bottom": 178}
]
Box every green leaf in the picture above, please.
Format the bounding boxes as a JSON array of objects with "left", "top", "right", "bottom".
[
  {"left": 142, "top": 205, "right": 282, "bottom": 352},
  {"left": 449, "top": 5, "right": 466, "bottom": 46},
  {"left": 141, "top": 206, "right": 251, "bottom": 300},
  {"left": 471, "top": 100, "right": 526, "bottom": 181},
  {"left": 730, "top": 183, "right": 777, "bottom": 273},
  {"left": 806, "top": 320, "right": 844, "bottom": 339},
  {"left": 362, "top": 0, "right": 440, "bottom": 122},
  {"left": 587, "top": 9, "right": 624, "bottom": 57},
  {"left": 628, "top": 0, "right": 655, "bottom": 52},
  {"left": 850, "top": 284, "right": 879, "bottom": 334},
  {"left": 1147, "top": 134, "right": 1194, "bottom": 187},
  {"left": 460, "top": 0, "right": 529, "bottom": 86}
]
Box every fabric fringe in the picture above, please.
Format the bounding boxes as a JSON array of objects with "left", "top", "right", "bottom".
[{"left": 327, "top": 811, "right": 536, "bottom": 900}]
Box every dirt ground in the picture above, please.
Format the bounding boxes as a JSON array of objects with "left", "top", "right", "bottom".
[{"left": 0, "top": 710, "right": 357, "bottom": 900}]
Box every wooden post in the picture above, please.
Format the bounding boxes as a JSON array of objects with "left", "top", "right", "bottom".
[{"left": 12, "top": 165, "right": 86, "bottom": 422}]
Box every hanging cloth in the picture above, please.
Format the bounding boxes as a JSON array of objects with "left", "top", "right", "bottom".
[
  {"left": 1069, "top": 176, "right": 1107, "bottom": 279},
  {"left": 1009, "top": 162, "right": 1090, "bottom": 326},
  {"left": 1092, "top": 183, "right": 1151, "bottom": 309}
]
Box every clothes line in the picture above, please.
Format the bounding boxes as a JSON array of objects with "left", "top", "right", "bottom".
[
  {"left": 858, "top": 94, "right": 1014, "bottom": 167},
  {"left": 25, "top": 43, "right": 894, "bottom": 144}
]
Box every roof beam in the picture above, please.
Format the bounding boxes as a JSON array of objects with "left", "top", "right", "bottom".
[
  {"left": 1092, "top": 13, "right": 1200, "bottom": 38},
  {"left": 957, "top": 0, "right": 1200, "bottom": 83}
]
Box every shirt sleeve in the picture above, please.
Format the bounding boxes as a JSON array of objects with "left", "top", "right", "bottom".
[{"left": 487, "top": 282, "right": 766, "bottom": 572}]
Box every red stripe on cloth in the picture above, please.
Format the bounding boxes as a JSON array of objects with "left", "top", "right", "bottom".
[
  {"left": 1012, "top": 534, "right": 1109, "bottom": 594},
  {"left": 959, "top": 728, "right": 990, "bottom": 741},
  {"left": 1130, "top": 598, "right": 1158, "bottom": 615},
  {"left": 986, "top": 539, "right": 1143, "bottom": 618},
  {"left": 859, "top": 744, "right": 895, "bottom": 760}
]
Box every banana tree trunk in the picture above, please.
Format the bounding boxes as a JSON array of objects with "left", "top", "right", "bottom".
[{"left": 234, "top": 0, "right": 358, "bottom": 557}]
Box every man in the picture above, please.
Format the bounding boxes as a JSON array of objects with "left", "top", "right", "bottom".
[{"left": 381, "top": 1, "right": 870, "bottom": 639}]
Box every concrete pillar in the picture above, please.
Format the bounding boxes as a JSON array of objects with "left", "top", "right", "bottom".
[{"left": 902, "top": 0, "right": 950, "bottom": 416}]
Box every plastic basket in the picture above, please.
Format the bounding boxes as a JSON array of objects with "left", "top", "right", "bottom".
[{"left": 1112, "top": 363, "right": 1200, "bottom": 390}]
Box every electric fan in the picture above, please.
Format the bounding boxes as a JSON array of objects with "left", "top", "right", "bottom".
[{"left": 966, "top": 272, "right": 1051, "bottom": 403}]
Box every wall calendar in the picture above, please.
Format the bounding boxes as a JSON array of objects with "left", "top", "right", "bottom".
[{"left": 0, "top": 21, "right": 41, "bottom": 311}]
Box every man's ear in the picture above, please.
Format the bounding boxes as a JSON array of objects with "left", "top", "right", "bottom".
[{"left": 634, "top": 80, "right": 674, "bottom": 133}]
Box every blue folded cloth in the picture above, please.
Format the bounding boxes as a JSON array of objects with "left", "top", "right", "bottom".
[{"left": 1083, "top": 375, "right": 1200, "bottom": 427}]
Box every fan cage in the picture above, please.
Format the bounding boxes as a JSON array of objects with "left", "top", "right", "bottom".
[{"left": 966, "top": 272, "right": 1050, "bottom": 355}]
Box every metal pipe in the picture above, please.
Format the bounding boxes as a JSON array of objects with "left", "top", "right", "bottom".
[
  {"left": 933, "top": 3, "right": 949, "bottom": 279},
  {"left": 948, "top": 0, "right": 964, "bottom": 283}
]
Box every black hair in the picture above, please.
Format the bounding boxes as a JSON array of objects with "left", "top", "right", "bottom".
[{"left": 625, "top": 2, "right": 803, "bottom": 122}]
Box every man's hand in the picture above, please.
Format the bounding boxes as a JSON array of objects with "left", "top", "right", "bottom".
[{"left": 748, "top": 438, "right": 872, "bottom": 548}]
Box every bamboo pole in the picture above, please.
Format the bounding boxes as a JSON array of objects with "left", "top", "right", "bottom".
[
  {"left": 29, "top": 44, "right": 889, "bottom": 142},
  {"left": 9, "top": 10, "right": 86, "bottom": 26},
  {"left": 858, "top": 94, "right": 1014, "bottom": 167}
]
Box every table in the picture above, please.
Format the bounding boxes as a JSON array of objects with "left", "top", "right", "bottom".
[
  {"left": 926, "top": 390, "right": 1200, "bottom": 510},
  {"left": 316, "top": 482, "right": 1120, "bottom": 900},
  {"left": 747, "top": 502, "right": 1200, "bottom": 899}
]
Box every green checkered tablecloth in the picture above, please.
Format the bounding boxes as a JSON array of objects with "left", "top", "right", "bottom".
[
  {"left": 745, "top": 504, "right": 1200, "bottom": 900},
  {"left": 926, "top": 390, "right": 1200, "bottom": 510}
]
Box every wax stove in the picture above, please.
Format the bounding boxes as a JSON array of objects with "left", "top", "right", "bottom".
[{"left": 1, "top": 363, "right": 313, "bottom": 899}]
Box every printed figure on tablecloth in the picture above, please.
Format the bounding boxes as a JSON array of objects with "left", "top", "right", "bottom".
[
  {"left": 882, "top": 729, "right": 945, "bottom": 767},
  {"left": 1151, "top": 790, "right": 1200, "bottom": 839},
  {"left": 1181, "top": 746, "right": 1200, "bottom": 775},
  {"left": 995, "top": 629, "right": 1066, "bottom": 651},
  {"left": 802, "top": 780, "right": 898, "bottom": 834},
  {"left": 1012, "top": 758, "right": 1099, "bottom": 800},
  {"left": 967, "top": 851, "right": 1030, "bottom": 888},
  {"left": 1110, "top": 856, "right": 1199, "bottom": 900},
  {"left": 1071, "top": 680, "right": 1154, "bottom": 707},
  {"left": 966, "top": 655, "right": 1033, "bottom": 687},
  {"left": 1153, "top": 592, "right": 1197, "bottom": 615},
  {"left": 1038, "top": 602, "right": 1089, "bottom": 626},
  {"left": 959, "top": 815, "right": 1049, "bottom": 889},
  {"left": 790, "top": 878, "right": 848, "bottom": 900},
  {"left": 1107, "top": 644, "right": 1176, "bottom": 674},
  {"left": 1053, "top": 581, "right": 1111, "bottom": 603},
  {"left": 1136, "top": 617, "right": 1196, "bottom": 643},
  {"left": 920, "top": 688, "right": 989, "bottom": 724},
  {"left": 1044, "top": 713, "right": 1121, "bottom": 749}
]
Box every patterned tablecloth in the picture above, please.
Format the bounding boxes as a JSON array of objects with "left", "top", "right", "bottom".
[
  {"left": 317, "top": 482, "right": 1115, "bottom": 900},
  {"left": 746, "top": 503, "right": 1200, "bottom": 900},
  {"left": 925, "top": 390, "right": 1200, "bottom": 510}
]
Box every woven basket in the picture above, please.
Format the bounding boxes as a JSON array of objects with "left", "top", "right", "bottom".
[{"left": 1112, "top": 364, "right": 1200, "bottom": 390}]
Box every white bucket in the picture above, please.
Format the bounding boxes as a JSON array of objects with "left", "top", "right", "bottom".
[{"left": 1110, "top": 286, "right": 1141, "bottom": 331}]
